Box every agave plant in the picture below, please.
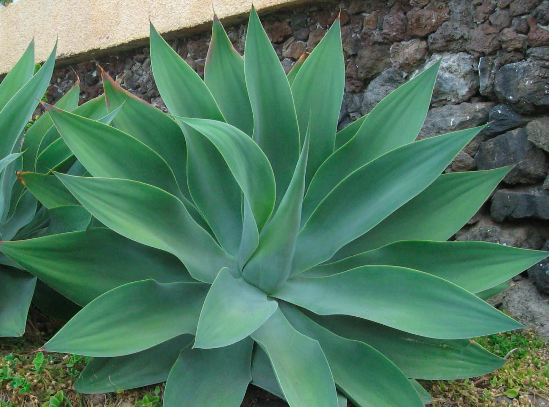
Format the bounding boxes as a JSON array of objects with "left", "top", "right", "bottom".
[
  {"left": 0, "top": 41, "right": 62, "bottom": 336},
  {"left": 2, "top": 9, "right": 547, "bottom": 406}
]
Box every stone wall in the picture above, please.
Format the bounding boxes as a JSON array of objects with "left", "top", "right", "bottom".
[{"left": 46, "top": 0, "right": 549, "bottom": 332}]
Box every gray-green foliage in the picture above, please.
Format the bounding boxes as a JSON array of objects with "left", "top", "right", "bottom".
[{"left": 2, "top": 9, "right": 547, "bottom": 407}]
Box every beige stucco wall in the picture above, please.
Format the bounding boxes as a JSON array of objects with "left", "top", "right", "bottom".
[{"left": 0, "top": 0, "right": 305, "bottom": 74}]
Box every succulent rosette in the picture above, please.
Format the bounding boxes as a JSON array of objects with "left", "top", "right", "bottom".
[{"left": 2, "top": 9, "right": 547, "bottom": 407}]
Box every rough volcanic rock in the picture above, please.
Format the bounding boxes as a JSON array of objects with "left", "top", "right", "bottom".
[
  {"left": 455, "top": 216, "right": 547, "bottom": 249},
  {"left": 361, "top": 68, "right": 407, "bottom": 114},
  {"left": 528, "top": 239, "right": 549, "bottom": 294},
  {"left": 281, "top": 37, "right": 306, "bottom": 59},
  {"left": 490, "top": 8, "right": 512, "bottom": 30},
  {"left": 448, "top": 150, "right": 477, "bottom": 172},
  {"left": 500, "top": 28, "right": 528, "bottom": 51},
  {"left": 491, "top": 188, "right": 549, "bottom": 221},
  {"left": 467, "top": 22, "right": 501, "bottom": 54},
  {"left": 510, "top": 0, "right": 544, "bottom": 16},
  {"left": 494, "top": 53, "right": 549, "bottom": 113},
  {"left": 419, "top": 102, "right": 493, "bottom": 140},
  {"left": 526, "top": 117, "right": 549, "bottom": 152},
  {"left": 407, "top": 2, "right": 450, "bottom": 37},
  {"left": 381, "top": 6, "right": 408, "bottom": 42},
  {"left": 527, "top": 16, "right": 549, "bottom": 46},
  {"left": 266, "top": 21, "right": 293, "bottom": 43},
  {"left": 533, "top": 0, "right": 549, "bottom": 24},
  {"left": 474, "top": 0, "right": 497, "bottom": 23},
  {"left": 356, "top": 45, "right": 391, "bottom": 80},
  {"left": 490, "top": 278, "right": 549, "bottom": 339},
  {"left": 428, "top": 53, "right": 479, "bottom": 105},
  {"left": 479, "top": 56, "right": 497, "bottom": 97},
  {"left": 390, "top": 39, "right": 428, "bottom": 71},
  {"left": 482, "top": 104, "right": 527, "bottom": 137},
  {"left": 475, "top": 128, "right": 548, "bottom": 184},
  {"left": 427, "top": 21, "right": 471, "bottom": 52}
]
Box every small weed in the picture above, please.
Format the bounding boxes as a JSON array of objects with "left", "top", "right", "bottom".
[{"left": 136, "top": 386, "right": 162, "bottom": 407}]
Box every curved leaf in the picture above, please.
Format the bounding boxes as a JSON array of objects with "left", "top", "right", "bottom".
[
  {"left": 295, "top": 128, "right": 480, "bottom": 273},
  {"left": 304, "top": 61, "right": 440, "bottom": 213},
  {"left": 45, "top": 280, "right": 208, "bottom": 357},
  {"left": 286, "top": 53, "right": 309, "bottom": 85},
  {"left": 0, "top": 267, "right": 36, "bottom": 337},
  {"left": 56, "top": 174, "right": 234, "bottom": 283},
  {"left": 0, "top": 228, "right": 191, "bottom": 306},
  {"left": 333, "top": 167, "right": 510, "bottom": 259},
  {"left": 102, "top": 72, "right": 189, "bottom": 196},
  {"left": 17, "top": 172, "right": 80, "bottom": 209},
  {"left": 245, "top": 7, "right": 300, "bottom": 204},
  {"left": 275, "top": 266, "right": 521, "bottom": 339},
  {"left": 0, "top": 41, "right": 35, "bottom": 112},
  {"left": 282, "top": 304, "right": 424, "bottom": 407},
  {"left": 178, "top": 118, "right": 275, "bottom": 231},
  {"left": 311, "top": 240, "right": 547, "bottom": 293},
  {"left": 22, "top": 81, "right": 80, "bottom": 172},
  {"left": 205, "top": 16, "right": 253, "bottom": 135},
  {"left": 335, "top": 115, "right": 366, "bottom": 150},
  {"left": 243, "top": 131, "right": 309, "bottom": 293},
  {"left": 75, "top": 335, "right": 193, "bottom": 394},
  {"left": 251, "top": 346, "right": 285, "bottom": 400},
  {"left": 251, "top": 309, "right": 339, "bottom": 407},
  {"left": 291, "top": 20, "right": 344, "bottom": 183},
  {"left": 49, "top": 108, "right": 182, "bottom": 198},
  {"left": 0, "top": 44, "right": 56, "bottom": 158},
  {"left": 194, "top": 268, "right": 277, "bottom": 349},
  {"left": 309, "top": 312, "right": 505, "bottom": 380},
  {"left": 164, "top": 338, "right": 252, "bottom": 407}
]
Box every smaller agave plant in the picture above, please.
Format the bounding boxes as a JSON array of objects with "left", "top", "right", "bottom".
[
  {"left": 0, "top": 41, "right": 62, "bottom": 336},
  {"left": 2, "top": 8, "right": 548, "bottom": 407},
  {"left": 0, "top": 41, "right": 128, "bottom": 335}
]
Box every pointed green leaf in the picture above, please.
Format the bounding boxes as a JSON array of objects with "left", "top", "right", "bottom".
[
  {"left": 205, "top": 17, "right": 253, "bottom": 135},
  {"left": 55, "top": 174, "right": 234, "bottom": 283},
  {"left": 45, "top": 280, "right": 208, "bottom": 356},
  {"left": 35, "top": 95, "right": 108, "bottom": 161},
  {"left": 150, "top": 24, "right": 224, "bottom": 121},
  {"left": 275, "top": 266, "right": 522, "bottom": 339},
  {"left": 334, "top": 167, "right": 510, "bottom": 259},
  {"left": 35, "top": 136, "right": 75, "bottom": 174},
  {"left": 243, "top": 130, "right": 309, "bottom": 293},
  {"left": 164, "top": 338, "right": 252, "bottom": 407},
  {"left": 477, "top": 281, "right": 511, "bottom": 300},
  {"left": 44, "top": 205, "right": 91, "bottom": 235},
  {"left": 0, "top": 267, "right": 36, "bottom": 337},
  {"left": 0, "top": 41, "right": 35, "bottom": 112},
  {"left": 311, "top": 241, "right": 547, "bottom": 293},
  {"left": 335, "top": 115, "right": 366, "bottom": 150},
  {"left": 17, "top": 172, "right": 80, "bottom": 209},
  {"left": 251, "top": 346, "right": 285, "bottom": 400},
  {"left": 178, "top": 118, "right": 276, "bottom": 231},
  {"left": 0, "top": 228, "right": 191, "bottom": 306},
  {"left": 309, "top": 312, "right": 505, "bottom": 380},
  {"left": 409, "top": 380, "right": 432, "bottom": 405},
  {"left": 251, "top": 309, "right": 339, "bottom": 407},
  {"left": 281, "top": 304, "right": 424, "bottom": 407},
  {"left": 304, "top": 62, "right": 440, "bottom": 214},
  {"left": 22, "top": 82, "right": 80, "bottom": 172},
  {"left": 0, "top": 153, "right": 21, "bottom": 175},
  {"left": 75, "top": 335, "right": 193, "bottom": 394},
  {"left": 1, "top": 191, "right": 36, "bottom": 241},
  {"left": 102, "top": 72, "right": 189, "bottom": 195},
  {"left": 291, "top": 20, "right": 344, "bottom": 183},
  {"left": 0, "top": 44, "right": 56, "bottom": 158},
  {"left": 195, "top": 268, "right": 277, "bottom": 349},
  {"left": 48, "top": 108, "right": 183, "bottom": 197},
  {"left": 245, "top": 7, "right": 300, "bottom": 203},
  {"left": 295, "top": 128, "right": 480, "bottom": 273}
]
